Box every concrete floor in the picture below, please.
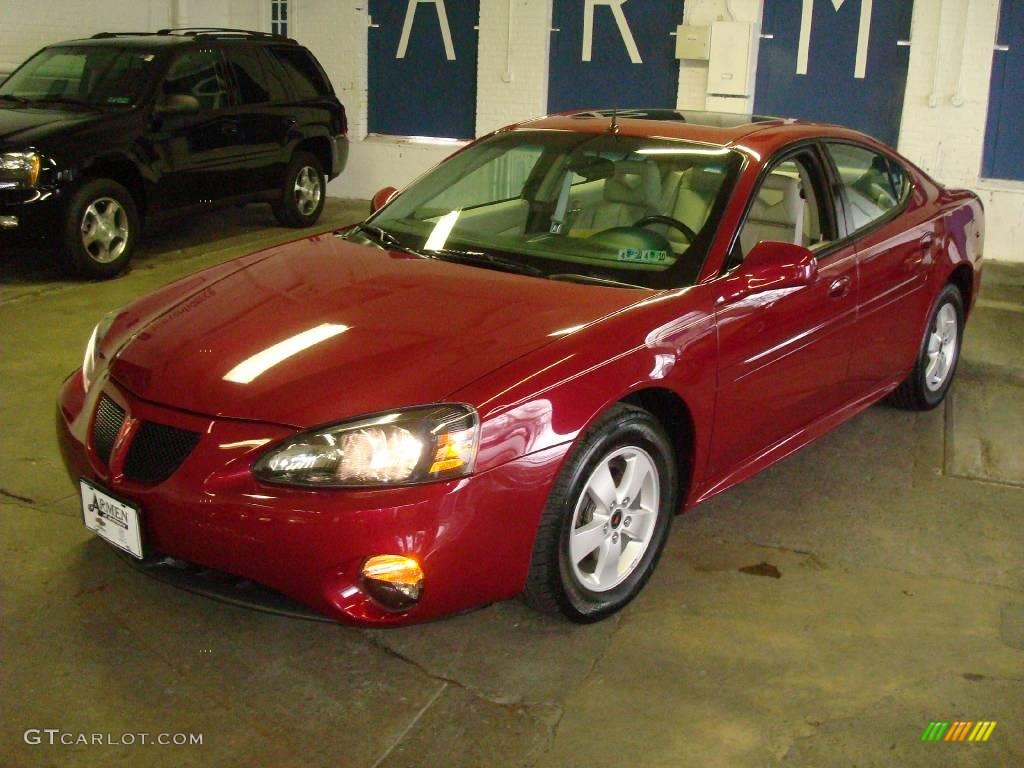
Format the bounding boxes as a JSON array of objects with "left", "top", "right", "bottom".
[{"left": 1, "top": 201, "right": 1022, "bottom": 767}]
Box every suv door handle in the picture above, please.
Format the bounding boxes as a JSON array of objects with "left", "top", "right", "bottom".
[{"left": 829, "top": 275, "right": 852, "bottom": 298}]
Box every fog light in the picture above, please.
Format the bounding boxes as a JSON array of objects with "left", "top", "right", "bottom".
[
  {"left": 361, "top": 555, "right": 424, "bottom": 611},
  {"left": 0, "top": 215, "right": 18, "bottom": 229}
]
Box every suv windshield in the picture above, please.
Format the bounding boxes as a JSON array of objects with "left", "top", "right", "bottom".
[
  {"left": 0, "top": 46, "right": 159, "bottom": 109},
  {"left": 358, "top": 131, "right": 743, "bottom": 289}
]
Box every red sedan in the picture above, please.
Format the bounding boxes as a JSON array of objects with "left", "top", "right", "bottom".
[{"left": 58, "top": 110, "right": 983, "bottom": 625}]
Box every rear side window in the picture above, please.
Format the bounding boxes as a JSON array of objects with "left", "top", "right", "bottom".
[
  {"left": 825, "top": 142, "right": 910, "bottom": 233},
  {"left": 266, "top": 47, "right": 327, "bottom": 100},
  {"left": 221, "top": 46, "right": 271, "bottom": 105}
]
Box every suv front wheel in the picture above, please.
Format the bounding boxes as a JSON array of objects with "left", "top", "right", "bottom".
[
  {"left": 273, "top": 151, "right": 326, "bottom": 228},
  {"left": 64, "top": 178, "right": 139, "bottom": 278}
]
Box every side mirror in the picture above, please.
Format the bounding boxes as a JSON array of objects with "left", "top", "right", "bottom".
[
  {"left": 720, "top": 241, "right": 817, "bottom": 303},
  {"left": 155, "top": 94, "right": 200, "bottom": 116},
  {"left": 370, "top": 186, "right": 398, "bottom": 215}
]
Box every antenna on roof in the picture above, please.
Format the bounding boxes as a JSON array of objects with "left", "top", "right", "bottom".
[{"left": 609, "top": 107, "right": 619, "bottom": 135}]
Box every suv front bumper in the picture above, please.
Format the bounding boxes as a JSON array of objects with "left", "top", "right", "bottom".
[{"left": 0, "top": 186, "right": 66, "bottom": 247}]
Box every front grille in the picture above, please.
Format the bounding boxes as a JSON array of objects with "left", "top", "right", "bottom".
[
  {"left": 91, "top": 395, "right": 126, "bottom": 465},
  {"left": 123, "top": 421, "right": 201, "bottom": 485}
]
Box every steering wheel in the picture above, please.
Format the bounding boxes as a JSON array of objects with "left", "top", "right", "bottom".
[{"left": 633, "top": 215, "right": 697, "bottom": 245}]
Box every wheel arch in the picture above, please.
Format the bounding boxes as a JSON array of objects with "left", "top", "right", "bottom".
[
  {"left": 946, "top": 262, "right": 974, "bottom": 318},
  {"left": 619, "top": 387, "right": 696, "bottom": 513},
  {"left": 80, "top": 155, "right": 147, "bottom": 220},
  {"left": 293, "top": 136, "right": 332, "bottom": 176}
]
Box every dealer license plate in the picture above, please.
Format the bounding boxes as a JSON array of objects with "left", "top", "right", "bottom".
[{"left": 80, "top": 479, "right": 144, "bottom": 559}]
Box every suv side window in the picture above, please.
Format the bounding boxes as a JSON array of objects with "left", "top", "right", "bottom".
[
  {"left": 161, "top": 49, "right": 229, "bottom": 111},
  {"left": 824, "top": 142, "right": 910, "bottom": 233},
  {"left": 254, "top": 47, "right": 292, "bottom": 103},
  {"left": 266, "top": 47, "right": 327, "bottom": 100},
  {"left": 221, "top": 45, "right": 271, "bottom": 105}
]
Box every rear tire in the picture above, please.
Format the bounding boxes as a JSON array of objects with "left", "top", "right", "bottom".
[
  {"left": 523, "top": 404, "right": 677, "bottom": 623},
  {"left": 272, "top": 151, "right": 326, "bottom": 228},
  {"left": 890, "top": 283, "right": 964, "bottom": 410},
  {"left": 63, "top": 178, "right": 139, "bottom": 279}
]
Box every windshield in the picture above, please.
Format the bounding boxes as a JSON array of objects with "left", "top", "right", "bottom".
[
  {"left": 0, "top": 46, "right": 159, "bottom": 108},
  {"left": 356, "top": 131, "right": 743, "bottom": 289}
]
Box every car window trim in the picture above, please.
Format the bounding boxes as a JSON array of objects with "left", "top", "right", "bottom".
[{"left": 818, "top": 138, "right": 915, "bottom": 252}]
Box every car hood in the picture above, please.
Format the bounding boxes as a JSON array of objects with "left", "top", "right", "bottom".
[
  {"left": 110, "top": 234, "right": 645, "bottom": 427},
  {"left": 0, "top": 106, "right": 100, "bottom": 147}
]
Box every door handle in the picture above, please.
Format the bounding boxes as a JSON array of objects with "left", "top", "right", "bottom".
[
  {"left": 220, "top": 121, "right": 239, "bottom": 135},
  {"left": 828, "top": 276, "right": 852, "bottom": 298}
]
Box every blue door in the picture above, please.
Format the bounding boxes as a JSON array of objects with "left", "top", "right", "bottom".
[
  {"left": 982, "top": 1, "right": 1023, "bottom": 180},
  {"left": 368, "top": 0, "right": 479, "bottom": 139},
  {"left": 754, "top": 0, "right": 914, "bottom": 147},
  {"left": 548, "top": 0, "right": 683, "bottom": 113}
]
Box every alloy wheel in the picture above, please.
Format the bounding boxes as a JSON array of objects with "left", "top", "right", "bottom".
[
  {"left": 80, "top": 197, "right": 129, "bottom": 263},
  {"left": 293, "top": 166, "right": 322, "bottom": 216},
  {"left": 568, "top": 446, "right": 660, "bottom": 592},
  {"left": 924, "top": 302, "right": 958, "bottom": 391}
]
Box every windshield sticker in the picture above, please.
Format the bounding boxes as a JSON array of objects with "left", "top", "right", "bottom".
[
  {"left": 107, "top": 96, "right": 132, "bottom": 104},
  {"left": 617, "top": 248, "right": 669, "bottom": 264}
]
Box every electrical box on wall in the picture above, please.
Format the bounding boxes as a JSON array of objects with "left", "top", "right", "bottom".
[
  {"left": 675, "top": 25, "right": 710, "bottom": 60},
  {"left": 707, "top": 21, "right": 758, "bottom": 97}
]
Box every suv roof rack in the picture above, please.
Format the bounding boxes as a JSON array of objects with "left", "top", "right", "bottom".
[
  {"left": 157, "top": 27, "right": 294, "bottom": 42},
  {"left": 90, "top": 28, "right": 295, "bottom": 42},
  {"left": 91, "top": 32, "right": 157, "bottom": 39}
]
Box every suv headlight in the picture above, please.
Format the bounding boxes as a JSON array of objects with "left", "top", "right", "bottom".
[
  {"left": 82, "top": 311, "right": 118, "bottom": 391},
  {"left": 0, "top": 151, "right": 42, "bottom": 188},
  {"left": 253, "top": 404, "right": 480, "bottom": 488}
]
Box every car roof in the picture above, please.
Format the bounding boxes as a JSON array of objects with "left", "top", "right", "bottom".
[{"left": 509, "top": 109, "right": 879, "bottom": 157}]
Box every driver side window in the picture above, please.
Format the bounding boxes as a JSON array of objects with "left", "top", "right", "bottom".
[
  {"left": 733, "top": 153, "right": 830, "bottom": 268},
  {"left": 161, "top": 50, "right": 230, "bottom": 112}
]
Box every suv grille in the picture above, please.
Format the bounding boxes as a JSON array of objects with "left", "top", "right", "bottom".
[
  {"left": 91, "top": 395, "right": 126, "bottom": 465},
  {"left": 123, "top": 422, "right": 202, "bottom": 485}
]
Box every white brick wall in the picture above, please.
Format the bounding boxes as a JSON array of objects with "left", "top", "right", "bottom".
[
  {"left": 475, "top": 0, "right": 552, "bottom": 136},
  {"left": 897, "top": 0, "right": 1022, "bottom": 265},
  {"left": 678, "top": 0, "right": 761, "bottom": 113},
  {"left": 0, "top": 0, "right": 173, "bottom": 71}
]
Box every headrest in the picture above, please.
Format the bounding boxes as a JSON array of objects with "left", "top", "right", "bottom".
[
  {"left": 752, "top": 173, "right": 802, "bottom": 225},
  {"left": 682, "top": 166, "right": 726, "bottom": 196},
  {"left": 604, "top": 161, "right": 661, "bottom": 207}
]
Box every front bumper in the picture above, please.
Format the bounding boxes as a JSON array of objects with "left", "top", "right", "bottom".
[
  {"left": 58, "top": 370, "right": 563, "bottom": 626},
  {"left": 0, "top": 186, "right": 65, "bottom": 247}
]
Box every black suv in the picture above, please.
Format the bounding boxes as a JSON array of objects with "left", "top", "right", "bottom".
[{"left": 0, "top": 28, "right": 347, "bottom": 277}]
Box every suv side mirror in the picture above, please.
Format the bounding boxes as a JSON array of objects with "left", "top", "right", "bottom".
[
  {"left": 720, "top": 241, "right": 818, "bottom": 303},
  {"left": 370, "top": 186, "right": 398, "bottom": 215},
  {"left": 155, "top": 94, "right": 200, "bottom": 116}
]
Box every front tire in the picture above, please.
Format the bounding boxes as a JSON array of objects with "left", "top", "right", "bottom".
[
  {"left": 524, "top": 404, "right": 678, "bottom": 623},
  {"left": 890, "top": 283, "right": 964, "bottom": 410},
  {"left": 64, "top": 178, "right": 139, "bottom": 279},
  {"left": 272, "top": 151, "right": 326, "bottom": 228}
]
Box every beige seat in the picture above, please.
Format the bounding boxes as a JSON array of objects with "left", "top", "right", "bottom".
[
  {"left": 655, "top": 167, "right": 724, "bottom": 249},
  {"left": 571, "top": 161, "right": 661, "bottom": 234},
  {"left": 739, "top": 174, "right": 805, "bottom": 254}
]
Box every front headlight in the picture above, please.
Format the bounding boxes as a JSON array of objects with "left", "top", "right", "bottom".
[
  {"left": 82, "top": 311, "right": 118, "bottom": 391},
  {"left": 0, "top": 151, "right": 42, "bottom": 189},
  {"left": 253, "top": 404, "right": 480, "bottom": 488}
]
